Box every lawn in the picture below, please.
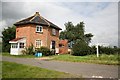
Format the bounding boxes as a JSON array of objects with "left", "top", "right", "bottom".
[
  {"left": 2, "top": 61, "right": 81, "bottom": 78},
  {"left": 50, "top": 54, "right": 119, "bottom": 65}
]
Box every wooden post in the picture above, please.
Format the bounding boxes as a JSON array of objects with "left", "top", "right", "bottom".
[{"left": 96, "top": 44, "right": 99, "bottom": 57}]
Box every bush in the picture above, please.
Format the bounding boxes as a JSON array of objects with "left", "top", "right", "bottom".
[
  {"left": 90, "top": 46, "right": 120, "bottom": 55},
  {"left": 90, "top": 46, "right": 96, "bottom": 55},
  {"left": 2, "top": 26, "right": 16, "bottom": 52},
  {"left": 36, "top": 46, "right": 53, "bottom": 56},
  {"left": 21, "top": 44, "right": 35, "bottom": 55},
  {"left": 99, "top": 46, "right": 119, "bottom": 55},
  {"left": 72, "top": 40, "right": 91, "bottom": 56}
]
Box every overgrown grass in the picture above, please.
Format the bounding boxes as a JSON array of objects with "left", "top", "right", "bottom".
[
  {"left": 50, "top": 54, "right": 119, "bottom": 65},
  {"left": 2, "top": 61, "right": 81, "bottom": 78},
  {"left": 2, "top": 52, "right": 35, "bottom": 58}
]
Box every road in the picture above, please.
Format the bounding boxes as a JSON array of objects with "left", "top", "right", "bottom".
[{"left": 2, "top": 56, "right": 119, "bottom": 78}]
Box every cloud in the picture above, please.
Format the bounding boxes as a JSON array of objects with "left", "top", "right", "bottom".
[
  {"left": 0, "top": 2, "right": 118, "bottom": 46},
  {"left": 0, "top": 20, "right": 7, "bottom": 36}
]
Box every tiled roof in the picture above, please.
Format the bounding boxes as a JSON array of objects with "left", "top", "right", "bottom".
[
  {"left": 14, "top": 12, "right": 62, "bottom": 30},
  {"left": 10, "top": 37, "right": 23, "bottom": 42}
]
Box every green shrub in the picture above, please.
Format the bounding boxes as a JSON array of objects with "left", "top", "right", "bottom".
[
  {"left": 36, "top": 46, "right": 52, "bottom": 56},
  {"left": 90, "top": 46, "right": 120, "bottom": 55},
  {"left": 90, "top": 46, "right": 96, "bottom": 55},
  {"left": 72, "top": 40, "right": 91, "bottom": 56},
  {"left": 21, "top": 44, "right": 35, "bottom": 55},
  {"left": 99, "top": 46, "right": 119, "bottom": 55}
]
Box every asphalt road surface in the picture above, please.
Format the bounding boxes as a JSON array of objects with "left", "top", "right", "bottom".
[{"left": 2, "top": 56, "right": 119, "bottom": 78}]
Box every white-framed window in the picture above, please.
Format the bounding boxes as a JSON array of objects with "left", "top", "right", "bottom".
[
  {"left": 52, "top": 28, "right": 56, "bottom": 35},
  {"left": 35, "top": 40, "right": 41, "bottom": 48},
  {"left": 11, "top": 43, "right": 18, "bottom": 48},
  {"left": 36, "top": 25, "right": 43, "bottom": 32},
  {"left": 19, "top": 43, "right": 24, "bottom": 48}
]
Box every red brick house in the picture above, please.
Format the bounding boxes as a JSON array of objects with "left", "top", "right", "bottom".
[{"left": 9, "top": 12, "right": 62, "bottom": 55}]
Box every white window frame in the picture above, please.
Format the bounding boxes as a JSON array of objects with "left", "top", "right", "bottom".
[
  {"left": 52, "top": 28, "right": 56, "bottom": 35},
  {"left": 19, "top": 43, "right": 25, "bottom": 48},
  {"left": 11, "top": 43, "right": 18, "bottom": 48},
  {"left": 36, "top": 25, "right": 43, "bottom": 32},
  {"left": 35, "top": 40, "right": 42, "bottom": 48}
]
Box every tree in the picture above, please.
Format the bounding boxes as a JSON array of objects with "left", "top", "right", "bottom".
[
  {"left": 72, "top": 40, "right": 91, "bottom": 56},
  {"left": 2, "top": 26, "right": 16, "bottom": 52},
  {"left": 59, "top": 21, "right": 93, "bottom": 56},
  {"left": 59, "top": 31, "right": 67, "bottom": 40},
  {"left": 74, "top": 22, "right": 85, "bottom": 41},
  {"left": 64, "top": 22, "right": 75, "bottom": 42},
  {"left": 84, "top": 33, "right": 93, "bottom": 45},
  {"left": 60, "top": 21, "right": 93, "bottom": 46}
]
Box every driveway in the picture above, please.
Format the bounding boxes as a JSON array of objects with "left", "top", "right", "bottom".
[{"left": 2, "top": 56, "right": 119, "bottom": 78}]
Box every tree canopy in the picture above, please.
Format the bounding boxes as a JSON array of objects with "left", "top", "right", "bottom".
[
  {"left": 2, "top": 26, "right": 16, "bottom": 52},
  {"left": 59, "top": 21, "right": 93, "bottom": 46}
]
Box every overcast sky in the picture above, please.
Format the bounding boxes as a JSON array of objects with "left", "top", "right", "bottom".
[{"left": 0, "top": 1, "right": 119, "bottom": 46}]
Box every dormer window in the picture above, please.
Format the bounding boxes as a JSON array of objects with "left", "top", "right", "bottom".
[
  {"left": 36, "top": 25, "right": 43, "bottom": 32},
  {"left": 52, "top": 28, "right": 56, "bottom": 35}
]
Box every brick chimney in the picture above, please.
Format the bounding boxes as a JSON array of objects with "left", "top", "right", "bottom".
[{"left": 35, "top": 12, "right": 40, "bottom": 16}]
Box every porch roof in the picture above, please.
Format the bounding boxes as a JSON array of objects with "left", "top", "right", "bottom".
[{"left": 9, "top": 37, "right": 25, "bottom": 43}]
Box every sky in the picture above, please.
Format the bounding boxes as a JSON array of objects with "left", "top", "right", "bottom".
[{"left": 0, "top": 1, "right": 119, "bottom": 46}]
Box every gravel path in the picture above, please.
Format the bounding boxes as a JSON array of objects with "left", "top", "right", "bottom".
[{"left": 2, "top": 56, "right": 119, "bottom": 78}]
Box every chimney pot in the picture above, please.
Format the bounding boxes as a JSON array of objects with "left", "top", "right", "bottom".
[{"left": 35, "top": 12, "right": 40, "bottom": 16}]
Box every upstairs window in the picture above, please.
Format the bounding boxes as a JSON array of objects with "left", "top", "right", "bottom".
[
  {"left": 52, "top": 28, "right": 56, "bottom": 35},
  {"left": 36, "top": 25, "right": 43, "bottom": 32}
]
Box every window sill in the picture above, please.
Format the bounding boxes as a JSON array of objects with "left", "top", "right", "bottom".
[
  {"left": 36, "top": 31, "right": 43, "bottom": 34},
  {"left": 52, "top": 34, "right": 56, "bottom": 36}
]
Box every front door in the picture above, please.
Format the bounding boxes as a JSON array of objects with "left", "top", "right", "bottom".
[{"left": 51, "top": 41, "right": 55, "bottom": 49}]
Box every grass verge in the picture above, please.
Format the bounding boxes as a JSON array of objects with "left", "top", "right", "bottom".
[
  {"left": 50, "top": 54, "right": 119, "bottom": 65},
  {"left": 2, "top": 52, "right": 119, "bottom": 65},
  {"left": 2, "top": 61, "right": 81, "bottom": 78}
]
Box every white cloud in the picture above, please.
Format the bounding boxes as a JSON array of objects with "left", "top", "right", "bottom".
[
  {"left": 0, "top": 20, "right": 7, "bottom": 36},
  {"left": 85, "top": 3, "right": 118, "bottom": 46},
  {"left": 1, "top": 2, "right": 118, "bottom": 46},
  {"left": 0, "top": 20, "right": 7, "bottom": 29}
]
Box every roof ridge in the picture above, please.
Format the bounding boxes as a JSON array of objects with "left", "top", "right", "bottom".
[
  {"left": 29, "top": 15, "right": 35, "bottom": 21},
  {"left": 15, "top": 15, "right": 34, "bottom": 24},
  {"left": 14, "top": 12, "right": 62, "bottom": 30},
  {"left": 39, "top": 15, "right": 50, "bottom": 26},
  {"left": 30, "top": 12, "right": 40, "bottom": 21}
]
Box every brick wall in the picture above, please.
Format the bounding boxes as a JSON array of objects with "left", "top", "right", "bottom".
[
  {"left": 59, "top": 40, "right": 68, "bottom": 54},
  {"left": 16, "top": 24, "right": 60, "bottom": 49}
]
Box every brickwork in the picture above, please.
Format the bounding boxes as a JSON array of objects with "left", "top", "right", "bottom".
[
  {"left": 59, "top": 40, "right": 68, "bottom": 54},
  {"left": 16, "top": 24, "right": 60, "bottom": 49}
]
